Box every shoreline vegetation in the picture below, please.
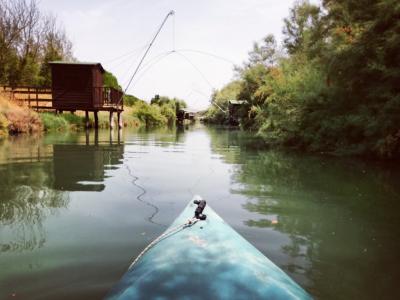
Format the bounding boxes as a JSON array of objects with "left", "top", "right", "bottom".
[
  {"left": 204, "top": 0, "right": 399, "bottom": 159},
  {"left": 0, "top": 92, "right": 188, "bottom": 136},
  {"left": 1, "top": 0, "right": 399, "bottom": 160},
  {"left": 0, "top": 0, "right": 188, "bottom": 136}
]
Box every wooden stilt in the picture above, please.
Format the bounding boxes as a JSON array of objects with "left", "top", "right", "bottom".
[
  {"left": 109, "top": 111, "right": 115, "bottom": 129},
  {"left": 94, "top": 128, "right": 99, "bottom": 145},
  {"left": 118, "top": 128, "right": 122, "bottom": 144},
  {"left": 109, "top": 128, "right": 114, "bottom": 144},
  {"left": 94, "top": 111, "right": 99, "bottom": 129},
  {"left": 85, "top": 129, "right": 89, "bottom": 145},
  {"left": 117, "top": 112, "right": 123, "bottom": 128},
  {"left": 85, "top": 111, "right": 90, "bottom": 128}
]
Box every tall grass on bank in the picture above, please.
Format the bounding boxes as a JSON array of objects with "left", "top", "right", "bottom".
[
  {"left": 40, "top": 113, "right": 70, "bottom": 131},
  {"left": 1, "top": 92, "right": 177, "bottom": 137},
  {"left": 40, "top": 107, "right": 142, "bottom": 131}
]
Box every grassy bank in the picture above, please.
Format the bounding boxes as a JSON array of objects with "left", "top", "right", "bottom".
[
  {"left": 39, "top": 106, "right": 142, "bottom": 131},
  {"left": 39, "top": 100, "right": 180, "bottom": 131},
  {"left": 1, "top": 92, "right": 187, "bottom": 136},
  {"left": 0, "top": 94, "right": 42, "bottom": 137}
]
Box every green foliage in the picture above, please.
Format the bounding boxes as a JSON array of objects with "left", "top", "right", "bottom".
[
  {"left": 174, "top": 99, "right": 187, "bottom": 113},
  {"left": 39, "top": 112, "right": 86, "bottom": 131},
  {"left": 204, "top": 0, "right": 400, "bottom": 159},
  {"left": 283, "top": 1, "right": 324, "bottom": 57},
  {"left": 103, "top": 72, "right": 148, "bottom": 111},
  {"left": 150, "top": 95, "right": 187, "bottom": 111},
  {"left": 131, "top": 95, "right": 188, "bottom": 127},
  {"left": 0, "top": 0, "right": 73, "bottom": 87},
  {"left": 124, "top": 94, "right": 141, "bottom": 106},
  {"left": 132, "top": 102, "right": 167, "bottom": 127},
  {"left": 59, "top": 113, "right": 85, "bottom": 128},
  {"left": 204, "top": 81, "right": 242, "bottom": 124},
  {"left": 39, "top": 113, "right": 69, "bottom": 131},
  {"left": 103, "top": 71, "right": 121, "bottom": 90},
  {"left": 150, "top": 94, "right": 188, "bottom": 122},
  {"left": 160, "top": 103, "right": 176, "bottom": 125}
]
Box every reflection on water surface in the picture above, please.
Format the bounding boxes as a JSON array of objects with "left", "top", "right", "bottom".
[{"left": 0, "top": 126, "right": 399, "bottom": 299}]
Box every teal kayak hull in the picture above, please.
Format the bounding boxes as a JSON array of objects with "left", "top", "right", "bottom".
[{"left": 108, "top": 196, "right": 312, "bottom": 299}]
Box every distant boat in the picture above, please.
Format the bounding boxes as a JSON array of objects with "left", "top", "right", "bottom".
[{"left": 107, "top": 196, "right": 312, "bottom": 299}]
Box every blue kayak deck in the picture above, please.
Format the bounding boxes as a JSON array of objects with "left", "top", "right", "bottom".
[{"left": 108, "top": 196, "right": 311, "bottom": 299}]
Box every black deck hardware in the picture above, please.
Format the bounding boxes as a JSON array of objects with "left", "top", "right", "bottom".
[{"left": 193, "top": 200, "right": 207, "bottom": 220}]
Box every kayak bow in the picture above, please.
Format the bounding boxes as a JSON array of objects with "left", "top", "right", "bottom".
[{"left": 107, "top": 196, "right": 312, "bottom": 299}]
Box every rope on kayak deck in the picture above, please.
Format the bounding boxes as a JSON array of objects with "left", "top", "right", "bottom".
[{"left": 128, "top": 217, "right": 199, "bottom": 270}]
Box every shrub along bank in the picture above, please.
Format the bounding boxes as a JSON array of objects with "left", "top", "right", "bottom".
[
  {"left": 205, "top": 0, "right": 400, "bottom": 159},
  {"left": 0, "top": 92, "right": 188, "bottom": 136}
]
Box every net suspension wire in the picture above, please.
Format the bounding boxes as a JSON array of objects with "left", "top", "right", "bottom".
[
  {"left": 113, "top": 10, "right": 235, "bottom": 114},
  {"left": 117, "top": 10, "right": 176, "bottom": 105}
]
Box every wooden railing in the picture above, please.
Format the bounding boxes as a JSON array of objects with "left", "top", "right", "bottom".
[
  {"left": 0, "top": 86, "right": 52, "bottom": 110},
  {"left": 1, "top": 86, "right": 123, "bottom": 111},
  {"left": 93, "top": 87, "right": 124, "bottom": 110}
]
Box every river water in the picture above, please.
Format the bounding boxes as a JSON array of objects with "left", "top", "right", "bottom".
[{"left": 0, "top": 125, "right": 399, "bottom": 299}]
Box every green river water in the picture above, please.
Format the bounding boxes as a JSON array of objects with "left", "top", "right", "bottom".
[{"left": 0, "top": 125, "right": 399, "bottom": 299}]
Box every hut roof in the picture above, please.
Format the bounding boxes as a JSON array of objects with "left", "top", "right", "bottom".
[
  {"left": 49, "top": 61, "right": 105, "bottom": 73},
  {"left": 228, "top": 99, "right": 247, "bottom": 105}
]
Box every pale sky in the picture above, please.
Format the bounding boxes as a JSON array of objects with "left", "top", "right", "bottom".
[{"left": 38, "top": 0, "right": 311, "bottom": 110}]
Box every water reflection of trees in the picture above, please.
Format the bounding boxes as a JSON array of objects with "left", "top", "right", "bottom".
[
  {"left": 208, "top": 128, "right": 400, "bottom": 299},
  {"left": 130, "top": 126, "right": 187, "bottom": 147},
  {"left": 0, "top": 160, "right": 68, "bottom": 252},
  {"left": 0, "top": 132, "right": 124, "bottom": 252}
]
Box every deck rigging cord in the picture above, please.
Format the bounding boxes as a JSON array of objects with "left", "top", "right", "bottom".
[
  {"left": 128, "top": 200, "right": 207, "bottom": 270},
  {"left": 128, "top": 217, "right": 198, "bottom": 270}
]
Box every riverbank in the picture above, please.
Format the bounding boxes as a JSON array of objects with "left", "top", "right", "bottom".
[
  {"left": 0, "top": 93, "right": 189, "bottom": 136},
  {"left": 204, "top": 0, "right": 399, "bottom": 160},
  {"left": 0, "top": 94, "right": 42, "bottom": 137},
  {"left": 39, "top": 107, "right": 142, "bottom": 131}
]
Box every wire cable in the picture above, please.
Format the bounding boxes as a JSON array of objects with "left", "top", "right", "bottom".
[
  {"left": 172, "top": 12, "right": 176, "bottom": 51},
  {"left": 105, "top": 44, "right": 150, "bottom": 64},
  {"left": 174, "top": 51, "right": 214, "bottom": 89},
  {"left": 128, "top": 51, "right": 175, "bottom": 88},
  {"left": 176, "top": 48, "right": 236, "bottom": 65},
  {"left": 119, "top": 10, "right": 175, "bottom": 104}
]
